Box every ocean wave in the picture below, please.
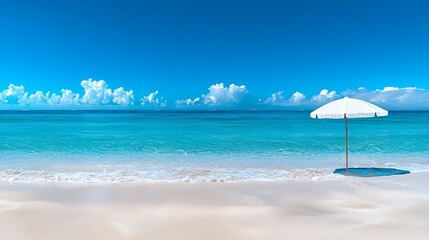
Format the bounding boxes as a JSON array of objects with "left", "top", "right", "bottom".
[
  {"left": 0, "top": 152, "right": 426, "bottom": 183},
  {"left": 0, "top": 168, "right": 340, "bottom": 183}
]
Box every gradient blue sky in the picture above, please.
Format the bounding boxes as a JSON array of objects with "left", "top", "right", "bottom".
[{"left": 1, "top": 0, "right": 429, "bottom": 108}]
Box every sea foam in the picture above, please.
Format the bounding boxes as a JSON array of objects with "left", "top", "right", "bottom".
[{"left": 0, "top": 167, "right": 339, "bottom": 183}]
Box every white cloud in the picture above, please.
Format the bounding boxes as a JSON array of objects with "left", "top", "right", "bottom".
[
  {"left": 2, "top": 80, "right": 429, "bottom": 109},
  {"left": 80, "top": 79, "right": 113, "bottom": 104},
  {"left": 311, "top": 89, "right": 338, "bottom": 103},
  {"left": 263, "top": 86, "right": 429, "bottom": 109},
  {"left": 19, "top": 89, "right": 80, "bottom": 106},
  {"left": 289, "top": 91, "right": 306, "bottom": 103},
  {"left": 113, "top": 87, "right": 134, "bottom": 105},
  {"left": 202, "top": 83, "right": 249, "bottom": 106},
  {"left": 175, "top": 97, "right": 201, "bottom": 107},
  {"left": 264, "top": 91, "right": 306, "bottom": 106},
  {"left": 141, "top": 90, "right": 166, "bottom": 107},
  {"left": 78, "top": 79, "right": 134, "bottom": 105},
  {"left": 379, "top": 86, "right": 400, "bottom": 92},
  {"left": 264, "top": 91, "right": 285, "bottom": 104},
  {"left": 80, "top": 79, "right": 134, "bottom": 105},
  {"left": 0, "top": 79, "right": 133, "bottom": 106},
  {"left": 24, "top": 91, "right": 49, "bottom": 105},
  {"left": 175, "top": 83, "right": 250, "bottom": 107},
  {"left": 47, "top": 93, "right": 61, "bottom": 105},
  {"left": 376, "top": 86, "right": 419, "bottom": 92},
  {"left": 59, "top": 89, "right": 80, "bottom": 105},
  {"left": 343, "top": 86, "right": 429, "bottom": 108},
  {"left": 0, "top": 84, "right": 26, "bottom": 104}
]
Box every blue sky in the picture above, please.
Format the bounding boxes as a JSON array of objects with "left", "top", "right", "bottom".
[{"left": 1, "top": 0, "right": 429, "bottom": 109}]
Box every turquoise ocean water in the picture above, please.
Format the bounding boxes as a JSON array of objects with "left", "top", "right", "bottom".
[{"left": 0, "top": 110, "right": 428, "bottom": 182}]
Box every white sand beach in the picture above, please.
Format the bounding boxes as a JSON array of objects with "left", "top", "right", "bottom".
[{"left": 0, "top": 172, "right": 428, "bottom": 240}]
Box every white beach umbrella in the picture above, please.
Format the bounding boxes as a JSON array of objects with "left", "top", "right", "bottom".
[{"left": 310, "top": 97, "right": 388, "bottom": 170}]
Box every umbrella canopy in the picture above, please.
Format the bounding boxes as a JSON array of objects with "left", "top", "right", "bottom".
[
  {"left": 310, "top": 97, "right": 388, "bottom": 170},
  {"left": 310, "top": 97, "right": 388, "bottom": 119}
]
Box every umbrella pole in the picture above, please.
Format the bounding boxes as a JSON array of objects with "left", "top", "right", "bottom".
[{"left": 345, "top": 115, "right": 349, "bottom": 173}]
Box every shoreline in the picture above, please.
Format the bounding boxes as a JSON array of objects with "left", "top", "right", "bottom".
[
  {"left": 1, "top": 172, "right": 428, "bottom": 240},
  {"left": 1, "top": 165, "right": 426, "bottom": 184}
]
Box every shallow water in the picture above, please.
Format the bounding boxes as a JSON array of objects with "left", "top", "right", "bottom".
[{"left": 0, "top": 110, "right": 428, "bottom": 182}]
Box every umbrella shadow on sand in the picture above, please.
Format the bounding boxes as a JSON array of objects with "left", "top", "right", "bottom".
[{"left": 333, "top": 167, "right": 410, "bottom": 177}]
